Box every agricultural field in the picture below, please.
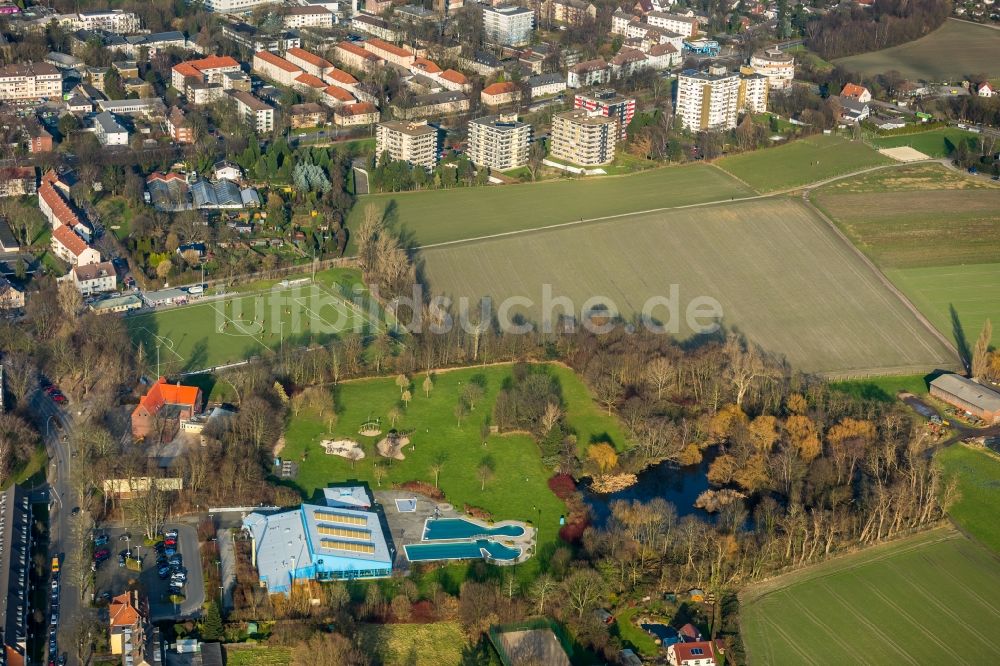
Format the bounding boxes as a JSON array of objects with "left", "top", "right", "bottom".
[
  {"left": 835, "top": 19, "right": 1000, "bottom": 80},
  {"left": 869, "top": 127, "right": 980, "bottom": 158},
  {"left": 936, "top": 444, "right": 1000, "bottom": 554},
  {"left": 741, "top": 528, "right": 1000, "bottom": 665},
  {"left": 358, "top": 622, "right": 469, "bottom": 666},
  {"left": 346, "top": 163, "right": 753, "bottom": 247},
  {"left": 715, "top": 134, "right": 891, "bottom": 192},
  {"left": 125, "top": 268, "right": 380, "bottom": 373},
  {"left": 828, "top": 374, "right": 931, "bottom": 401},
  {"left": 419, "top": 197, "right": 956, "bottom": 375},
  {"left": 282, "top": 363, "right": 625, "bottom": 574},
  {"left": 813, "top": 164, "right": 999, "bottom": 345}
]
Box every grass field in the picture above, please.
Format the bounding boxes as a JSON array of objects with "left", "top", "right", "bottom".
[
  {"left": 885, "top": 263, "right": 1000, "bottom": 349},
  {"left": 358, "top": 622, "right": 469, "bottom": 665},
  {"left": 741, "top": 528, "right": 1000, "bottom": 665},
  {"left": 613, "top": 608, "right": 660, "bottom": 658},
  {"left": 420, "top": 197, "right": 956, "bottom": 375},
  {"left": 125, "top": 269, "right": 381, "bottom": 373},
  {"left": 714, "top": 134, "right": 891, "bottom": 193},
  {"left": 869, "top": 127, "right": 981, "bottom": 158},
  {"left": 836, "top": 19, "right": 1000, "bottom": 80},
  {"left": 224, "top": 646, "right": 291, "bottom": 665},
  {"left": 828, "top": 374, "right": 931, "bottom": 401},
  {"left": 937, "top": 444, "right": 1000, "bottom": 554},
  {"left": 282, "top": 363, "right": 625, "bottom": 575},
  {"left": 347, "top": 163, "right": 753, "bottom": 248},
  {"left": 813, "top": 164, "right": 999, "bottom": 346}
]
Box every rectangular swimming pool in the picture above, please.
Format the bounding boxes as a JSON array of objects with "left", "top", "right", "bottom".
[
  {"left": 423, "top": 518, "right": 525, "bottom": 541},
  {"left": 404, "top": 540, "right": 521, "bottom": 562}
]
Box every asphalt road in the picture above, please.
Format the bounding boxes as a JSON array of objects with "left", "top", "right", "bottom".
[{"left": 28, "top": 389, "right": 78, "bottom": 665}]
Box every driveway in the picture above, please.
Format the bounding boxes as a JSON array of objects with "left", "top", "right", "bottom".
[{"left": 217, "top": 528, "right": 236, "bottom": 612}]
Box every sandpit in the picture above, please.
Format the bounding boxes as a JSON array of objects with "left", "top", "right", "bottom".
[
  {"left": 878, "top": 146, "right": 930, "bottom": 162},
  {"left": 376, "top": 434, "right": 410, "bottom": 460},
  {"left": 321, "top": 439, "right": 365, "bottom": 460}
]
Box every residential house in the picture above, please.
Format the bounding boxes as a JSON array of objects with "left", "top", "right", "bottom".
[
  {"left": 0, "top": 167, "right": 36, "bottom": 198},
  {"left": 667, "top": 641, "right": 716, "bottom": 666},
  {"left": 838, "top": 96, "right": 869, "bottom": 123},
  {"left": 0, "top": 276, "right": 24, "bottom": 309},
  {"left": 69, "top": 260, "right": 116, "bottom": 296},
  {"left": 108, "top": 589, "right": 153, "bottom": 666},
  {"left": 0, "top": 61, "right": 62, "bottom": 101},
  {"left": 289, "top": 102, "right": 327, "bottom": 128},
  {"left": 322, "top": 84, "right": 357, "bottom": 107},
  {"left": 437, "top": 69, "right": 471, "bottom": 92},
  {"left": 334, "top": 102, "right": 379, "bottom": 126},
  {"left": 38, "top": 171, "right": 92, "bottom": 239},
  {"left": 253, "top": 50, "right": 303, "bottom": 86},
  {"left": 228, "top": 90, "right": 275, "bottom": 133},
  {"left": 171, "top": 55, "right": 242, "bottom": 96},
  {"left": 334, "top": 41, "right": 383, "bottom": 72},
  {"left": 131, "top": 376, "right": 204, "bottom": 440},
  {"left": 645, "top": 11, "right": 698, "bottom": 36},
  {"left": 567, "top": 58, "right": 610, "bottom": 88},
  {"left": 166, "top": 106, "right": 195, "bottom": 144},
  {"left": 293, "top": 72, "right": 328, "bottom": 94},
  {"left": 840, "top": 82, "right": 872, "bottom": 103},
  {"left": 213, "top": 161, "right": 243, "bottom": 182},
  {"left": 481, "top": 81, "right": 520, "bottom": 108},
  {"left": 540, "top": 0, "right": 597, "bottom": 26},
  {"left": 29, "top": 127, "right": 54, "bottom": 153},
  {"left": 283, "top": 5, "right": 334, "bottom": 28},
  {"left": 351, "top": 13, "right": 401, "bottom": 42},
  {"left": 527, "top": 72, "right": 565, "bottom": 98},
  {"left": 51, "top": 224, "right": 101, "bottom": 266},
  {"left": 393, "top": 90, "right": 469, "bottom": 119},
  {"left": 977, "top": 81, "right": 994, "bottom": 98},
  {"left": 285, "top": 47, "right": 335, "bottom": 79},
  {"left": 364, "top": 38, "right": 415, "bottom": 68}
]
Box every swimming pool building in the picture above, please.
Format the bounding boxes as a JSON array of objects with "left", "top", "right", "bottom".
[{"left": 243, "top": 486, "right": 394, "bottom": 594}]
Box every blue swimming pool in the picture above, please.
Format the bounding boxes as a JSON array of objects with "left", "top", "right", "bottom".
[
  {"left": 404, "top": 540, "right": 521, "bottom": 562},
  {"left": 423, "top": 518, "right": 525, "bottom": 541}
]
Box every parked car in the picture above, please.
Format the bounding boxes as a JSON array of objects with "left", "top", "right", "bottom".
[
  {"left": 93, "top": 548, "right": 109, "bottom": 561},
  {"left": 52, "top": 394, "right": 67, "bottom": 404},
  {"left": 164, "top": 529, "right": 178, "bottom": 539},
  {"left": 94, "top": 534, "right": 109, "bottom": 546}
]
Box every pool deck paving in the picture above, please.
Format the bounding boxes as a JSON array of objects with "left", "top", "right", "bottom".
[{"left": 375, "top": 489, "right": 535, "bottom": 569}]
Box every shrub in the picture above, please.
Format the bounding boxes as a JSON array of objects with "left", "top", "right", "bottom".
[
  {"left": 463, "top": 504, "right": 493, "bottom": 522},
  {"left": 547, "top": 474, "right": 577, "bottom": 500},
  {"left": 395, "top": 480, "right": 445, "bottom": 500}
]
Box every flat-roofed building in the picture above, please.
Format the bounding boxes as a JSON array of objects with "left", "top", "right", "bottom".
[
  {"left": 551, "top": 109, "right": 617, "bottom": 166},
  {"left": 467, "top": 113, "right": 531, "bottom": 171},
  {"left": 0, "top": 61, "right": 62, "bottom": 101},
  {"left": 749, "top": 47, "right": 795, "bottom": 90},
  {"left": 738, "top": 69, "right": 769, "bottom": 113},
  {"left": 675, "top": 66, "right": 740, "bottom": 131},
  {"left": 0, "top": 485, "right": 32, "bottom": 665},
  {"left": 574, "top": 89, "right": 635, "bottom": 138},
  {"left": 376, "top": 119, "right": 438, "bottom": 169},
  {"left": 483, "top": 5, "right": 534, "bottom": 47}
]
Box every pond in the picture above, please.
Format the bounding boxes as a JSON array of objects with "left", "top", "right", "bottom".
[{"left": 583, "top": 454, "right": 714, "bottom": 527}]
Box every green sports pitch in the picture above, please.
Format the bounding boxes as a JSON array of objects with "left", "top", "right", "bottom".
[{"left": 126, "top": 270, "right": 383, "bottom": 373}]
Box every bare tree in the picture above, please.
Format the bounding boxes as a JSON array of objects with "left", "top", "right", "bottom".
[{"left": 972, "top": 319, "right": 992, "bottom": 380}]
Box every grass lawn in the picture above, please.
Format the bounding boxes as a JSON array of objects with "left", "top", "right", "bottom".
[
  {"left": 420, "top": 197, "right": 956, "bottom": 375},
  {"left": 358, "top": 622, "right": 469, "bottom": 666},
  {"left": 613, "top": 607, "right": 660, "bottom": 658},
  {"left": 224, "top": 646, "right": 291, "bottom": 665},
  {"left": 885, "top": 263, "right": 1000, "bottom": 348},
  {"left": 346, "top": 163, "right": 752, "bottom": 248},
  {"left": 835, "top": 18, "right": 1000, "bottom": 80},
  {"left": 936, "top": 444, "right": 1000, "bottom": 554},
  {"left": 97, "top": 196, "right": 136, "bottom": 240},
  {"left": 869, "top": 127, "right": 980, "bottom": 158},
  {"left": 125, "top": 268, "right": 381, "bottom": 374},
  {"left": 828, "top": 374, "right": 930, "bottom": 401},
  {"left": 715, "top": 134, "right": 891, "bottom": 193},
  {"left": 741, "top": 527, "right": 1000, "bottom": 665},
  {"left": 281, "top": 363, "right": 625, "bottom": 576}
]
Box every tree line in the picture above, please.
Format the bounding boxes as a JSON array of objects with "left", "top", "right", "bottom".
[{"left": 805, "top": 0, "right": 952, "bottom": 60}]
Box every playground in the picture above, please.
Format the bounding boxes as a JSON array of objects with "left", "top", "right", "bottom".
[{"left": 127, "top": 270, "right": 382, "bottom": 374}]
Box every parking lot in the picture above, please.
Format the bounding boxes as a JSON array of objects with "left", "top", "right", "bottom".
[{"left": 93, "top": 524, "right": 205, "bottom": 621}]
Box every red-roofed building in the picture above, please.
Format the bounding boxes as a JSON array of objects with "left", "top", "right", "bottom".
[
  {"left": 978, "top": 81, "right": 994, "bottom": 98},
  {"left": 667, "top": 641, "right": 716, "bottom": 666},
  {"left": 51, "top": 224, "right": 100, "bottom": 266},
  {"left": 324, "top": 67, "right": 360, "bottom": 88},
  {"left": 171, "top": 55, "right": 240, "bottom": 93},
  {"left": 364, "top": 38, "right": 415, "bottom": 67},
  {"left": 438, "top": 69, "right": 471, "bottom": 92},
  {"left": 411, "top": 57, "right": 442, "bottom": 76},
  {"left": 38, "top": 171, "right": 92, "bottom": 238},
  {"left": 294, "top": 72, "right": 327, "bottom": 92},
  {"left": 481, "top": 81, "right": 521, "bottom": 107},
  {"left": 29, "top": 127, "right": 53, "bottom": 153},
  {"left": 132, "top": 376, "right": 204, "bottom": 440},
  {"left": 335, "top": 102, "right": 379, "bottom": 126},
  {"left": 253, "top": 50, "right": 303, "bottom": 86},
  {"left": 322, "top": 85, "right": 356, "bottom": 107},
  {"left": 335, "top": 41, "right": 383, "bottom": 72},
  {"left": 285, "top": 47, "right": 334, "bottom": 79},
  {"left": 109, "top": 589, "right": 153, "bottom": 664},
  {"left": 840, "top": 82, "right": 871, "bottom": 103}
]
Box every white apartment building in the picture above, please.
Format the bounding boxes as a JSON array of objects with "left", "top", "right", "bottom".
[
  {"left": 0, "top": 62, "right": 62, "bottom": 101},
  {"left": 482, "top": 6, "right": 534, "bottom": 47},
  {"left": 738, "top": 70, "right": 769, "bottom": 114},
  {"left": 375, "top": 120, "right": 438, "bottom": 169},
  {"left": 93, "top": 111, "right": 129, "bottom": 146},
  {"left": 550, "top": 110, "right": 617, "bottom": 166},
  {"left": 253, "top": 51, "right": 303, "bottom": 86},
  {"left": 467, "top": 114, "right": 532, "bottom": 171},
  {"left": 675, "top": 66, "right": 740, "bottom": 131},
  {"left": 645, "top": 11, "right": 698, "bottom": 37},
  {"left": 203, "top": 0, "right": 274, "bottom": 12},
  {"left": 229, "top": 91, "right": 275, "bottom": 133},
  {"left": 284, "top": 6, "right": 335, "bottom": 28},
  {"left": 70, "top": 261, "right": 117, "bottom": 296},
  {"left": 748, "top": 47, "right": 795, "bottom": 90},
  {"left": 59, "top": 10, "right": 141, "bottom": 34},
  {"left": 284, "top": 47, "right": 335, "bottom": 79}
]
